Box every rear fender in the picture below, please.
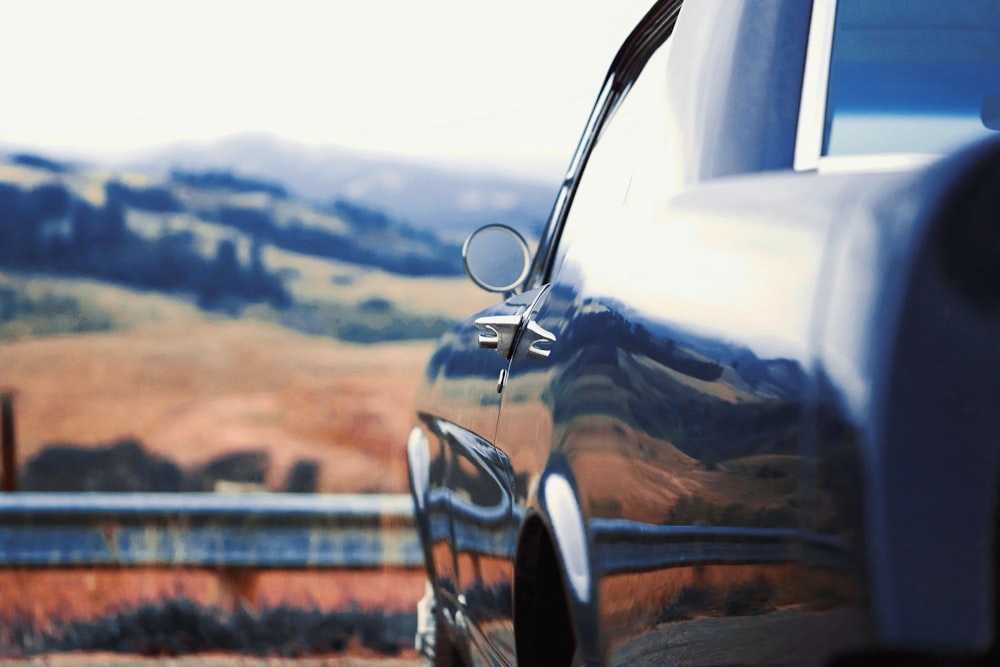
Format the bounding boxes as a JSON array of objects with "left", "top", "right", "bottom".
[
  {"left": 516, "top": 455, "right": 602, "bottom": 664},
  {"left": 870, "top": 139, "right": 1000, "bottom": 652},
  {"left": 822, "top": 138, "right": 1000, "bottom": 653}
]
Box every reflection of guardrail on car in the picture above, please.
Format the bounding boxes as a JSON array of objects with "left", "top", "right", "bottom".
[
  {"left": 434, "top": 489, "right": 524, "bottom": 559},
  {"left": 0, "top": 493, "right": 421, "bottom": 567},
  {"left": 590, "top": 519, "right": 853, "bottom": 575},
  {"left": 444, "top": 495, "right": 854, "bottom": 574}
]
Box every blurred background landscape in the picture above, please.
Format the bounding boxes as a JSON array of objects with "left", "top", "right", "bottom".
[
  {"left": 0, "top": 138, "right": 544, "bottom": 495},
  {"left": 0, "top": 0, "right": 652, "bottom": 659}
]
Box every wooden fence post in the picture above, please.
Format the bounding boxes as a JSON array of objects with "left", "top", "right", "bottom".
[{"left": 1, "top": 391, "right": 16, "bottom": 492}]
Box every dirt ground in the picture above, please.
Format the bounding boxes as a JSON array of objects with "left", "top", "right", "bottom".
[
  {"left": 0, "top": 288, "right": 457, "bottom": 664},
  {"left": 0, "top": 656, "right": 420, "bottom": 667},
  {"left": 0, "top": 568, "right": 427, "bottom": 625},
  {"left": 0, "top": 319, "right": 433, "bottom": 493}
]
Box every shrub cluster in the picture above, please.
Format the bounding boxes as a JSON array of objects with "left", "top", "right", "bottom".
[
  {"left": 0, "top": 600, "right": 416, "bottom": 658},
  {"left": 19, "top": 439, "right": 319, "bottom": 493}
]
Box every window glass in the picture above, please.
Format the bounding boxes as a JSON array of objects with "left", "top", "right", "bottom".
[
  {"left": 823, "top": 0, "right": 1000, "bottom": 156},
  {"left": 553, "top": 38, "right": 679, "bottom": 273}
]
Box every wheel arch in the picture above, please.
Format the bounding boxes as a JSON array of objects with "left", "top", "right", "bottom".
[{"left": 513, "top": 461, "right": 602, "bottom": 666}]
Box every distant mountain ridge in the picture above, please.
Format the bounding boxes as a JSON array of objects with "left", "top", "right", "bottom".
[
  {"left": 117, "top": 134, "right": 556, "bottom": 241},
  {"left": 0, "top": 152, "right": 473, "bottom": 342}
]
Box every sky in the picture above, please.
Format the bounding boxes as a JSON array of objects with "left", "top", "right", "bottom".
[{"left": 1, "top": 0, "right": 654, "bottom": 180}]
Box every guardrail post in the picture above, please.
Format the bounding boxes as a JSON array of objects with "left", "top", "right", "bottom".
[
  {"left": 1, "top": 391, "right": 15, "bottom": 492},
  {"left": 218, "top": 566, "right": 260, "bottom": 611}
]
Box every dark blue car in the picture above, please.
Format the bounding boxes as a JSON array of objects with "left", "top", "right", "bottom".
[{"left": 407, "top": 1, "right": 1000, "bottom": 664}]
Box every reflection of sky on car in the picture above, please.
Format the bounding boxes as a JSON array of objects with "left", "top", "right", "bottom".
[
  {"left": 824, "top": 0, "right": 1000, "bottom": 157},
  {"left": 553, "top": 37, "right": 818, "bottom": 365},
  {"left": 570, "top": 199, "right": 822, "bottom": 364},
  {"left": 827, "top": 114, "right": 992, "bottom": 156}
]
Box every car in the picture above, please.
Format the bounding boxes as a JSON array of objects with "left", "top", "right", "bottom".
[{"left": 405, "top": 0, "right": 1000, "bottom": 665}]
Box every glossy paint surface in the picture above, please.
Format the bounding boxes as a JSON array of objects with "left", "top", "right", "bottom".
[
  {"left": 408, "top": 0, "right": 1000, "bottom": 664},
  {"left": 495, "top": 171, "right": 874, "bottom": 665}
]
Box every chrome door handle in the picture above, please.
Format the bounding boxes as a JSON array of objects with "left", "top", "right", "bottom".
[
  {"left": 524, "top": 320, "right": 556, "bottom": 360},
  {"left": 474, "top": 315, "right": 522, "bottom": 359}
]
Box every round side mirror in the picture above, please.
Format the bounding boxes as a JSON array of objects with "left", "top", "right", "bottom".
[{"left": 462, "top": 224, "right": 531, "bottom": 293}]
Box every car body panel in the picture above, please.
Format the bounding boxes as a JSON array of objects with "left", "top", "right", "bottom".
[
  {"left": 495, "top": 169, "right": 874, "bottom": 665},
  {"left": 408, "top": 0, "right": 1000, "bottom": 664}
]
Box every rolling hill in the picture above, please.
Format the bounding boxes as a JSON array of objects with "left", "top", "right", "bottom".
[
  {"left": 0, "top": 149, "right": 500, "bottom": 493},
  {"left": 119, "top": 133, "right": 556, "bottom": 242},
  {"left": 0, "top": 151, "right": 500, "bottom": 342}
]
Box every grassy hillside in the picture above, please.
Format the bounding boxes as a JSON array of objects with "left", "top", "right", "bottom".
[
  {"left": 0, "top": 318, "right": 438, "bottom": 493},
  {"left": 0, "top": 154, "right": 495, "bottom": 343},
  {"left": 0, "top": 152, "right": 498, "bottom": 492}
]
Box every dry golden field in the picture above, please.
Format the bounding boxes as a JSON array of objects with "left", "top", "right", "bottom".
[
  {"left": 0, "top": 319, "right": 425, "bottom": 493},
  {"left": 0, "top": 271, "right": 494, "bottom": 493},
  {"left": 0, "top": 271, "right": 488, "bottom": 659}
]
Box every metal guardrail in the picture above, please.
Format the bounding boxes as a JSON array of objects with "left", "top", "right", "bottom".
[
  {"left": 0, "top": 492, "right": 857, "bottom": 575},
  {"left": 0, "top": 493, "right": 422, "bottom": 568}
]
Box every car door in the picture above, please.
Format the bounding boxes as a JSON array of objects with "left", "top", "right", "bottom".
[
  {"left": 431, "top": 29, "right": 675, "bottom": 654},
  {"left": 492, "top": 25, "right": 697, "bottom": 662}
]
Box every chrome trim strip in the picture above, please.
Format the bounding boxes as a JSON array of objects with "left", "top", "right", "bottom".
[{"left": 794, "top": 0, "right": 838, "bottom": 171}]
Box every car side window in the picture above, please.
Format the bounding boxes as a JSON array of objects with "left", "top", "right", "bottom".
[
  {"left": 551, "top": 38, "right": 680, "bottom": 278},
  {"left": 823, "top": 0, "right": 1000, "bottom": 156}
]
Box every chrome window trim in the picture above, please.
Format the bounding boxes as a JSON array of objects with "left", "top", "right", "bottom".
[
  {"left": 794, "top": 0, "right": 838, "bottom": 172},
  {"left": 565, "top": 78, "right": 616, "bottom": 183},
  {"left": 526, "top": 0, "right": 684, "bottom": 290},
  {"left": 525, "top": 78, "right": 615, "bottom": 292}
]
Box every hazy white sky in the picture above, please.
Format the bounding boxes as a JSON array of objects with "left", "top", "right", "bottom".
[{"left": 1, "top": 0, "right": 653, "bottom": 178}]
